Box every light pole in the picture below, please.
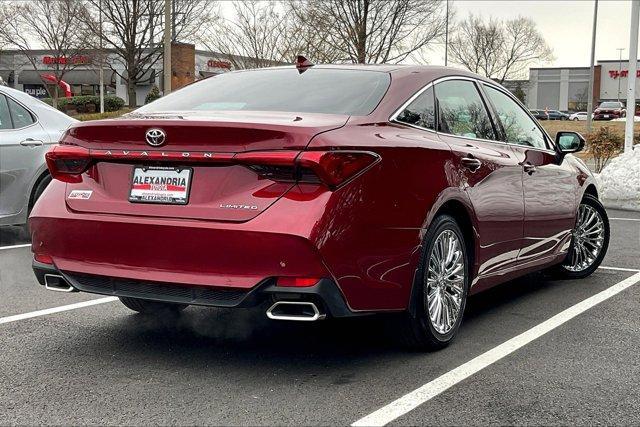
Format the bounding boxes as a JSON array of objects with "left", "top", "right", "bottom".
[
  {"left": 444, "top": 0, "right": 449, "bottom": 66},
  {"left": 587, "top": 0, "right": 598, "bottom": 132},
  {"left": 624, "top": 1, "right": 639, "bottom": 153},
  {"left": 98, "top": 0, "right": 104, "bottom": 114},
  {"left": 163, "top": 0, "right": 172, "bottom": 96},
  {"left": 617, "top": 47, "right": 625, "bottom": 101}
]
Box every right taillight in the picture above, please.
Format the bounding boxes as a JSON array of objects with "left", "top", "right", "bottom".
[
  {"left": 297, "top": 151, "right": 380, "bottom": 189},
  {"left": 236, "top": 150, "right": 380, "bottom": 189},
  {"left": 45, "top": 144, "right": 92, "bottom": 183}
]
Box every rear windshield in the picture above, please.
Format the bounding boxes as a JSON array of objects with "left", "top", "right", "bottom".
[
  {"left": 137, "top": 68, "right": 391, "bottom": 116},
  {"left": 599, "top": 102, "right": 623, "bottom": 108}
]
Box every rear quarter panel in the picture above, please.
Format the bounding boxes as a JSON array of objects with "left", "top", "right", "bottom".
[{"left": 305, "top": 123, "right": 467, "bottom": 311}]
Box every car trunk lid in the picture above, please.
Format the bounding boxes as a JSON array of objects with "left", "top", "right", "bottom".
[{"left": 62, "top": 111, "right": 348, "bottom": 222}]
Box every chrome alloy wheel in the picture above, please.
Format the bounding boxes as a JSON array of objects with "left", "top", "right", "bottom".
[
  {"left": 425, "top": 230, "right": 465, "bottom": 335},
  {"left": 564, "top": 204, "right": 605, "bottom": 272}
]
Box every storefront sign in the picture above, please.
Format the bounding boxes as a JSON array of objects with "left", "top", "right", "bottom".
[
  {"left": 42, "top": 55, "right": 92, "bottom": 65},
  {"left": 609, "top": 69, "right": 640, "bottom": 79},
  {"left": 207, "top": 59, "right": 231, "bottom": 69},
  {"left": 23, "top": 85, "right": 48, "bottom": 98}
]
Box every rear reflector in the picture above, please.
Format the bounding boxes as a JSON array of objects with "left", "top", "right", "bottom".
[
  {"left": 276, "top": 277, "right": 320, "bottom": 287},
  {"left": 34, "top": 253, "right": 54, "bottom": 265},
  {"left": 45, "top": 145, "right": 91, "bottom": 183}
]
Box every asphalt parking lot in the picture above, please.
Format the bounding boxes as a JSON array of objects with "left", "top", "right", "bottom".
[{"left": 0, "top": 208, "right": 639, "bottom": 425}]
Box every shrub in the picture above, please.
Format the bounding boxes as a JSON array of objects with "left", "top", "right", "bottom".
[
  {"left": 586, "top": 126, "right": 624, "bottom": 173},
  {"left": 103, "top": 96, "right": 125, "bottom": 112},
  {"left": 42, "top": 95, "right": 125, "bottom": 113},
  {"left": 145, "top": 85, "right": 161, "bottom": 104}
]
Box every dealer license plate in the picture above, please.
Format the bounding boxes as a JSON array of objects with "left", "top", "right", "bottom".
[
  {"left": 604, "top": 115, "right": 609, "bottom": 118},
  {"left": 129, "top": 166, "right": 192, "bottom": 204}
]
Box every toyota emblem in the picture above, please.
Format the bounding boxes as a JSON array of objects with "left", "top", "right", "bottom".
[{"left": 145, "top": 128, "right": 166, "bottom": 147}]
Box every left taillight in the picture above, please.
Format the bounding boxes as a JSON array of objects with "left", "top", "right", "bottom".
[{"left": 45, "top": 144, "right": 92, "bottom": 183}]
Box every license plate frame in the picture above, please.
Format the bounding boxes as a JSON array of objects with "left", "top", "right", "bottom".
[{"left": 129, "top": 166, "right": 193, "bottom": 205}]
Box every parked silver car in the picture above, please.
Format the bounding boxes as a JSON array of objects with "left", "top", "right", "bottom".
[{"left": 0, "top": 85, "right": 76, "bottom": 226}]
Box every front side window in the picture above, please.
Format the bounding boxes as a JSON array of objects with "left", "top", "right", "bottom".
[
  {"left": 0, "top": 95, "right": 11, "bottom": 130},
  {"left": 395, "top": 86, "right": 435, "bottom": 130},
  {"left": 483, "top": 85, "right": 547, "bottom": 150},
  {"left": 7, "top": 97, "right": 35, "bottom": 128},
  {"left": 434, "top": 80, "right": 495, "bottom": 140}
]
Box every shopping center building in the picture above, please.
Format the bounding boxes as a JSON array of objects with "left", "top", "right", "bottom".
[
  {"left": 527, "top": 59, "right": 640, "bottom": 112},
  {"left": 0, "top": 44, "right": 266, "bottom": 106}
]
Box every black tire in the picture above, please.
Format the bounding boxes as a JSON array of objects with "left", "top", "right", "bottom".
[
  {"left": 553, "top": 194, "right": 610, "bottom": 279},
  {"left": 119, "top": 297, "right": 188, "bottom": 314},
  {"left": 28, "top": 174, "right": 51, "bottom": 216},
  {"left": 399, "top": 215, "right": 470, "bottom": 351}
]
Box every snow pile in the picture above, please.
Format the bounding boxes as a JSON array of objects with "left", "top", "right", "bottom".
[
  {"left": 612, "top": 116, "right": 640, "bottom": 122},
  {"left": 595, "top": 149, "right": 640, "bottom": 211}
]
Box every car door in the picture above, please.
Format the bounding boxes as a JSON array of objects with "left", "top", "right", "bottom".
[
  {"left": 481, "top": 83, "right": 577, "bottom": 267},
  {"left": 433, "top": 78, "right": 525, "bottom": 279},
  {"left": 0, "top": 93, "right": 49, "bottom": 221}
]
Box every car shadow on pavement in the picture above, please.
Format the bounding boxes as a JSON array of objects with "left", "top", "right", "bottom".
[
  {"left": 70, "top": 272, "right": 568, "bottom": 372},
  {"left": 0, "top": 225, "right": 30, "bottom": 246}
]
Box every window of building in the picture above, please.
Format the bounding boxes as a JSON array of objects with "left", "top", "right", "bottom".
[
  {"left": 434, "top": 80, "right": 495, "bottom": 140},
  {"left": 483, "top": 85, "right": 547, "bottom": 150},
  {"left": 395, "top": 86, "right": 436, "bottom": 130}
]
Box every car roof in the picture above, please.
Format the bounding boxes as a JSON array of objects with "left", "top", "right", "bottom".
[
  {"left": 0, "top": 84, "right": 77, "bottom": 124},
  {"left": 238, "top": 63, "right": 496, "bottom": 81}
]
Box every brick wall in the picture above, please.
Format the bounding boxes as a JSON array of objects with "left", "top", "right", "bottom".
[{"left": 171, "top": 42, "right": 195, "bottom": 91}]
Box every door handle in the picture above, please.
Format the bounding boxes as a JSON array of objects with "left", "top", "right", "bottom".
[
  {"left": 20, "top": 138, "right": 44, "bottom": 147},
  {"left": 461, "top": 156, "right": 482, "bottom": 172},
  {"left": 520, "top": 161, "right": 537, "bottom": 175}
]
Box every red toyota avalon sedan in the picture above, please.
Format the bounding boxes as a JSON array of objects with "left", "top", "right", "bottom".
[{"left": 30, "top": 63, "right": 610, "bottom": 350}]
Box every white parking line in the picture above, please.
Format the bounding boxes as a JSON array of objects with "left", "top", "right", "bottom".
[
  {"left": 609, "top": 217, "right": 640, "bottom": 222},
  {"left": 600, "top": 265, "right": 640, "bottom": 272},
  {"left": 352, "top": 270, "right": 640, "bottom": 426},
  {"left": 0, "top": 243, "right": 31, "bottom": 251},
  {"left": 0, "top": 297, "right": 118, "bottom": 326}
]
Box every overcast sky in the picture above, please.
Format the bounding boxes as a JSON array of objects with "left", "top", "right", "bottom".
[{"left": 428, "top": 0, "right": 635, "bottom": 68}]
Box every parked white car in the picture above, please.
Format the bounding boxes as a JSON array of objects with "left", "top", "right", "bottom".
[
  {"left": 0, "top": 85, "right": 76, "bottom": 226},
  {"left": 569, "top": 112, "right": 590, "bottom": 121}
]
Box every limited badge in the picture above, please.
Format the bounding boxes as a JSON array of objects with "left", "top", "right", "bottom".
[{"left": 68, "top": 190, "right": 93, "bottom": 200}]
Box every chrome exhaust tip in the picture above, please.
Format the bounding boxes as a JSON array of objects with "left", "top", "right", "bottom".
[
  {"left": 44, "top": 274, "right": 75, "bottom": 293},
  {"left": 266, "top": 301, "right": 326, "bottom": 322}
]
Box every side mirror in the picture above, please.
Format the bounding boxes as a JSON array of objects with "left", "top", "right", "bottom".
[{"left": 556, "top": 131, "right": 585, "bottom": 153}]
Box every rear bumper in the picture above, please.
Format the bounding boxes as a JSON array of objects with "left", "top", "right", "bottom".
[
  {"left": 593, "top": 113, "right": 622, "bottom": 120},
  {"left": 33, "top": 259, "right": 359, "bottom": 317},
  {"left": 30, "top": 181, "right": 334, "bottom": 290}
]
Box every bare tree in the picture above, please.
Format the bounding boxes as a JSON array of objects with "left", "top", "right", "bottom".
[
  {"left": 83, "top": 0, "right": 216, "bottom": 107},
  {"left": 288, "top": 0, "right": 447, "bottom": 64},
  {"left": 82, "top": 0, "right": 162, "bottom": 108},
  {"left": 201, "top": 1, "right": 290, "bottom": 69},
  {"left": 449, "top": 15, "right": 553, "bottom": 83},
  {"left": 0, "top": 0, "right": 90, "bottom": 106}
]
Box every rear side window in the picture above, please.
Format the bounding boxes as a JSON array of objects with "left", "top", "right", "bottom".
[
  {"left": 7, "top": 97, "right": 35, "bottom": 128},
  {"left": 0, "top": 95, "right": 11, "bottom": 130},
  {"left": 395, "top": 87, "right": 435, "bottom": 130},
  {"left": 434, "top": 80, "right": 495, "bottom": 140},
  {"left": 137, "top": 68, "right": 391, "bottom": 116}
]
